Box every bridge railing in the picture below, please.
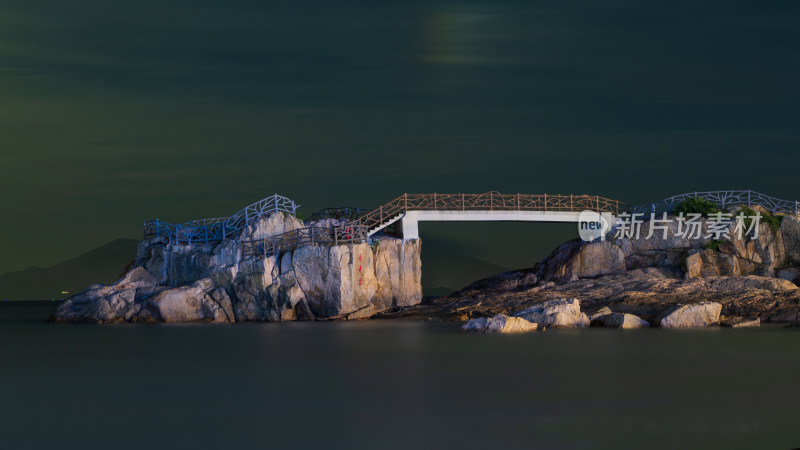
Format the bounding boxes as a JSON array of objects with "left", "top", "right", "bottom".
[
  {"left": 242, "top": 224, "right": 368, "bottom": 258},
  {"left": 356, "top": 192, "right": 627, "bottom": 232},
  {"left": 631, "top": 190, "right": 799, "bottom": 215},
  {"left": 241, "top": 192, "right": 626, "bottom": 260},
  {"left": 144, "top": 193, "right": 299, "bottom": 245}
]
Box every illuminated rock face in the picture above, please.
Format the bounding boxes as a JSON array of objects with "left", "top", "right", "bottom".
[{"left": 52, "top": 214, "right": 422, "bottom": 323}]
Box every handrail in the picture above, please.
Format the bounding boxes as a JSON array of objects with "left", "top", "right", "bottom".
[
  {"left": 143, "top": 193, "right": 299, "bottom": 245},
  {"left": 241, "top": 192, "right": 627, "bottom": 259},
  {"left": 352, "top": 192, "right": 627, "bottom": 232},
  {"left": 630, "top": 190, "right": 799, "bottom": 215},
  {"left": 242, "top": 225, "right": 368, "bottom": 258}
]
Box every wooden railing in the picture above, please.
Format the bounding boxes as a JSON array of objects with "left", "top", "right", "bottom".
[
  {"left": 355, "top": 192, "right": 626, "bottom": 233},
  {"left": 241, "top": 192, "right": 626, "bottom": 260}
]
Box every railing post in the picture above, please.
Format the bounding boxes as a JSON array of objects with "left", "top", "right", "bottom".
[
  {"left": 748, "top": 190, "right": 751, "bottom": 206},
  {"left": 404, "top": 193, "right": 408, "bottom": 211},
  {"left": 204, "top": 227, "right": 208, "bottom": 244},
  {"left": 517, "top": 193, "right": 520, "bottom": 210},
  {"left": 490, "top": 191, "right": 493, "bottom": 211},
  {"left": 434, "top": 193, "right": 437, "bottom": 210},
  {"left": 310, "top": 227, "right": 315, "bottom": 246},
  {"left": 461, "top": 193, "right": 465, "bottom": 210},
  {"left": 380, "top": 205, "right": 383, "bottom": 223},
  {"left": 544, "top": 193, "right": 547, "bottom": 212},
  {"left": 570, "top": 194, "right": 573, "bottom": 211}
]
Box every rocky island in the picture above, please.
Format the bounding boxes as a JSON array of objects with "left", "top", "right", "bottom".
[
  {"left": 389, "top": 203, "right": 800, "bottom": 331},
  {"left": 53, "top": 200, "right": 422, "bottom": 323},
  {"left": 52, "top": 192, "right": 800, "bottom": 331}
]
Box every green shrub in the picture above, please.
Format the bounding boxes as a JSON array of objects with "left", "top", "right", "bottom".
[
  {"left": 762, "top": 212, "right": 783, "bottom": 233},
  {"left": 704, "top": 240, "right": 722, "bottom": 251},
  {"left": 734, "top": 205, "right": 783, "bottom": 234},
  {"left": 671, "top": 197, "right": 720, "bottom": 217}
]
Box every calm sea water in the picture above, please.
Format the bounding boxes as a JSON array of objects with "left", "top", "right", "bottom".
[{"left": 1, "top": 301, "right": 799, "bottom": 449}]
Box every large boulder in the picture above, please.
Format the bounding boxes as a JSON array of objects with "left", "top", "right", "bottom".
[
  {"left": 513, "top": 298, "right": 590, "bottom": 328},
  {"left": 659, "top": 302, "right": 722, "bottom": 328},
  {"left": 573, "top": 241, "right": 626, "bottom": 278},
  {"left": 461, "top": 314, "right": 538, "bottom": 333}
]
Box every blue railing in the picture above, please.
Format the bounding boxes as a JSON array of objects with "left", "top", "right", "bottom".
[
  {"left": 143, "top": 194, "right": 299, "bottom": 245},
  {"left": 631, "top": 190, "right": 799, "bottom": 215}
]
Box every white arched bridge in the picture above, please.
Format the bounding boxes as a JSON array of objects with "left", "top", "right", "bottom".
[{"left": 141, "top": 190, "right": 799, "bottom": 259}]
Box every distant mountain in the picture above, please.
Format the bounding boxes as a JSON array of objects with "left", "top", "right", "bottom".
[
  {"left": 420, "top": 237, "right": 512, "bottom": 297},
  {"left": 0, "top": 239, "right": 139, "bottom": 300},
  {"left": 0, "top": 235, "right": 510, "bottom": 300}
]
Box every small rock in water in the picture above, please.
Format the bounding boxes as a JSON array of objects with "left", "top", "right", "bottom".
[
  {"left": 721, "top": 316, "right": 760, "bottom": 328},
  {"left": 461, "top": 314, "right": 538, "bottom": 333},
  {"left": 513, "top": 298, "right": 590, "bottom": 328},
  {"left": 603, "top": 312, "right": 649, "bottom": 329},
  {"left": 659, "top": 302, "right": 722, "bottom": 328}
]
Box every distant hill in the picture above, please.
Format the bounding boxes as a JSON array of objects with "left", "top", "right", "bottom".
[
  {"left": 0, "top": 239, "right": 139, "bottom": 300},
  {"left": 0, "top": 235, "right": 511, "bottom": 300},
  {"left": 420, "top": 237, "right": 511, "bottom": 296}
]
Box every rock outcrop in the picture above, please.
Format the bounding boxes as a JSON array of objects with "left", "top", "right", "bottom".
[
  {"left": 53, "top": 213, "right": 422, "bottom": 323},
  {"left": 385, "top": 214, "right": 800, "bottom": 327}
]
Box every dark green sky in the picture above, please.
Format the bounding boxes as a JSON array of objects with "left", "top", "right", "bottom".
[{"left": 1, "top": 0, "right": 799, "bottom": 274}]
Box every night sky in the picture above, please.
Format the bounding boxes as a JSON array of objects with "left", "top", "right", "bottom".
[{"left": 2, "top": 0, "right": 799, "bottom": 275}]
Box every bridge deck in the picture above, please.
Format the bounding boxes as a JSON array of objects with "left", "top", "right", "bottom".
[{"left": 397, "top": 210, "right": 617, "bottom": 239}]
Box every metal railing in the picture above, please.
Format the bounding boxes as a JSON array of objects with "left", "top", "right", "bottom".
[
  {"left": 241, "top": 192, "right": 626, "bottom": 259},
  {"left": 354, "top": 192, "right": 626, "bottom": 233},
  {"left": 242, "top": 224, "right": 368, "bottom": 258},
  {"left": 144, "top": 194, "right": 299, "bottom": 245},
  {"left": 631, "top": 190, "right": 799, "bottom": 215}
]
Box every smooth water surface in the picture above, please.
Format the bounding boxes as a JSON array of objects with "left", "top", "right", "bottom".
[{"left": 1, "top": 301, "right": 799, "bottom": 449}]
